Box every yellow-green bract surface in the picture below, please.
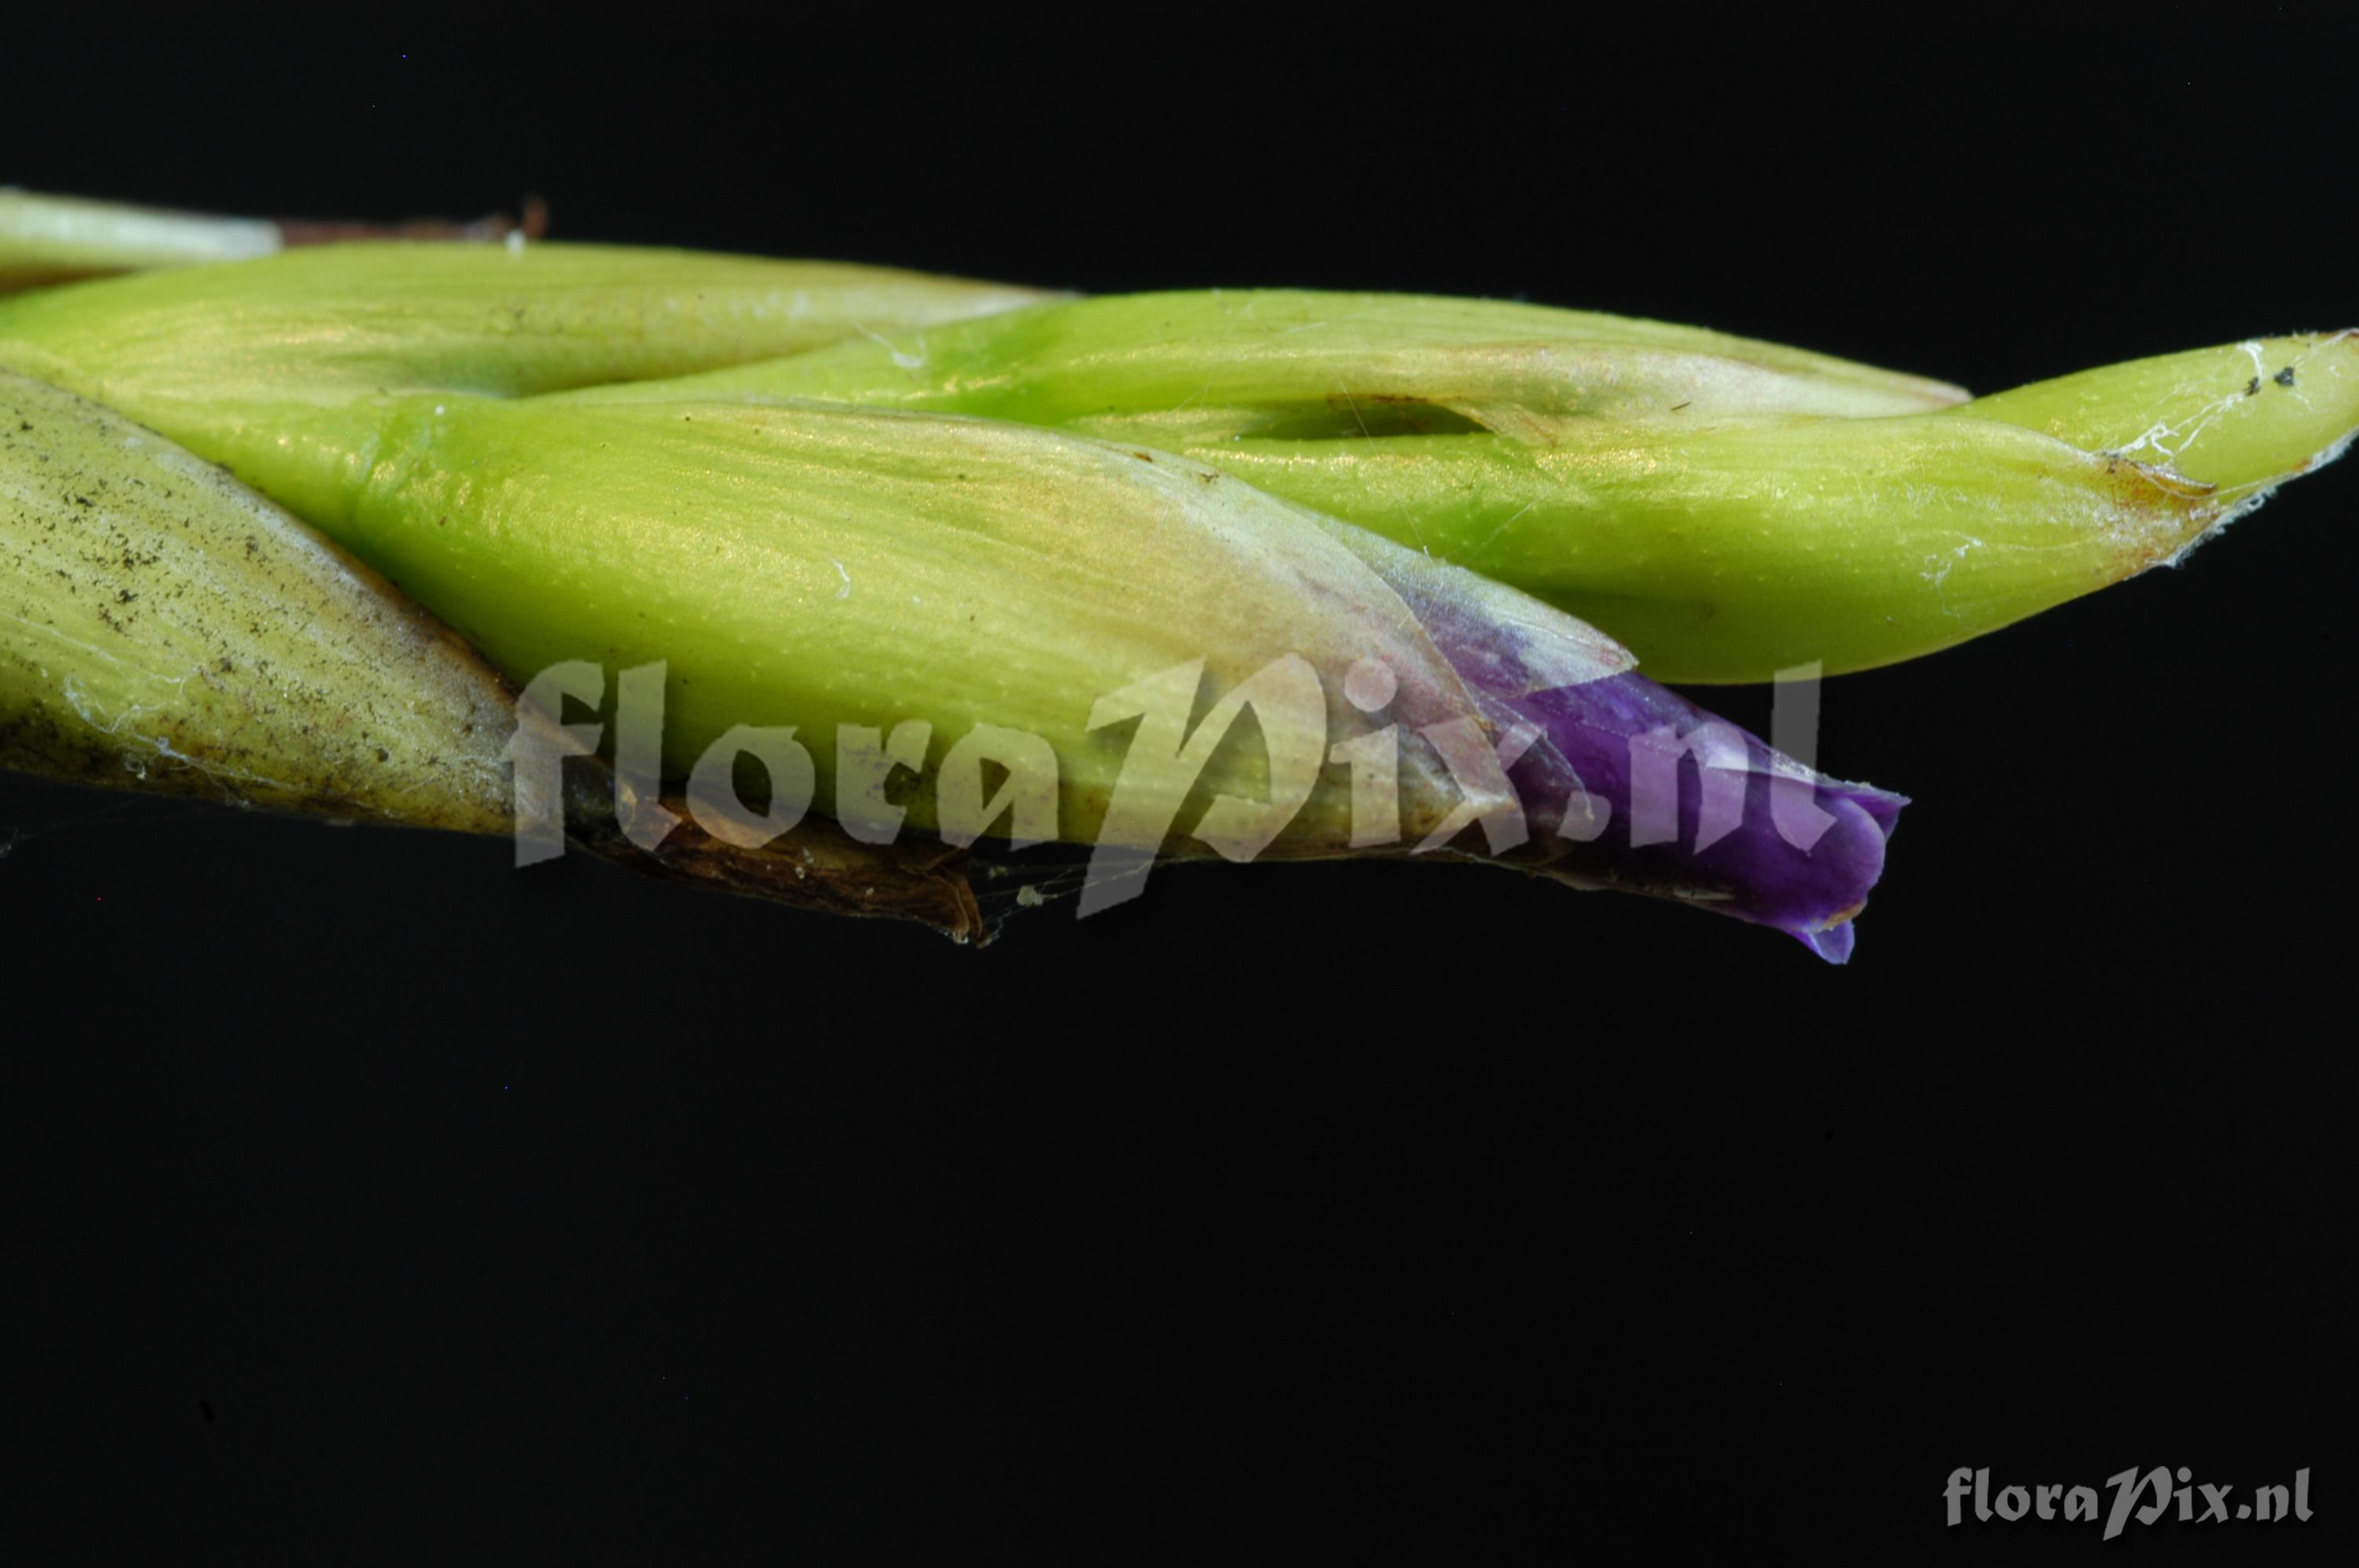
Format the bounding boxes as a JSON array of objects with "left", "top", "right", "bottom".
[
  {"left": 0, "top": 369, "right": 519, "bottom": 829},
  {"left": 195, "top": 389, "right": 1635, "bottom": 852},
  {"left": 0, "top": 238, "right": 1060, "bottom": 420}
]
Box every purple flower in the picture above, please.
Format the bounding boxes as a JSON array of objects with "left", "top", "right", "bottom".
[
  {"left": 1493, "top": 676, "right": 1904, "bottom": 963},
  {"left": 1384, "top": 572, "right": 1902, "bottom": 961}
]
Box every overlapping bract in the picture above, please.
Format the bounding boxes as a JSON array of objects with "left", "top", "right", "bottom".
[{"left": 580, "top": 293, "right": 2357, "bottom": 680}]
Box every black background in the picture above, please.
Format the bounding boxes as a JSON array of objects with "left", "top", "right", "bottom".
[{"left": 2, "top": 17, "right": 2349, "bottom": 1561}]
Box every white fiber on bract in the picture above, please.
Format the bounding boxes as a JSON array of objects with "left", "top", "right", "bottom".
[
  {"left": 2139, "top": 332, "right": 2359, "bottom": 570},
  {"left": 2108, "top": 341, "right": 2271, "bottom": 469},
  {"left": 2164, "top": 423, "right": 2357, "bottom": 569}
]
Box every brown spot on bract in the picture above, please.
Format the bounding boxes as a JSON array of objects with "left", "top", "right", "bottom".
[{"left": 2108, "top": 453, "right": 2216, "bottom": 535}]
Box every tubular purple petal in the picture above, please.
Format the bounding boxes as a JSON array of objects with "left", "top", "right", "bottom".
[
  {"left": 1292, "top": 505, "right": 1903, "bottom": 960},
  {"left": 1471, "top": 673, "right": 1904, "bottom": 962}
]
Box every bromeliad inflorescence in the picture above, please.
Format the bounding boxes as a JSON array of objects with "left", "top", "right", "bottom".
[{"left": 1, "top": 193, "right": 2350, "bottom": 960}]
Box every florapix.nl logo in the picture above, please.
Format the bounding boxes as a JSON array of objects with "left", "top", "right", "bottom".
[
  {"left": 1944, "top": 1465, "right": 2312, "bottom": 1539},
  {"left": 499, "top": 652, "right": 1849, "bottom": 917}
]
